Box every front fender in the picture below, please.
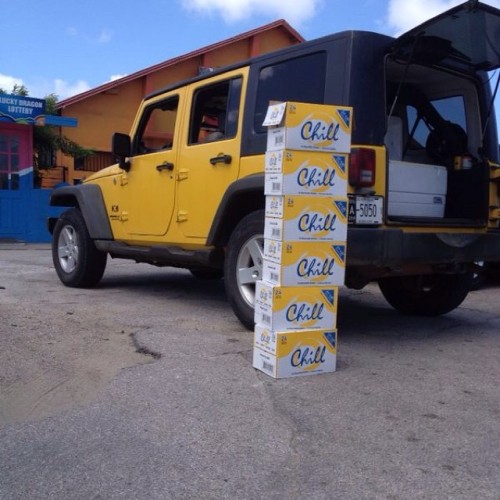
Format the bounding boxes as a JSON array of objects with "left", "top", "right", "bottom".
[
  {"left": 49, "top": 184, "right": 113, "bottom": 240},
  {"left": 207, "top": 174, "right": 265, "bottom": 246}
]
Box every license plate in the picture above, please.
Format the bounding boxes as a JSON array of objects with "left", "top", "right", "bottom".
[{"left": 348, "top": 195, "right": 383, "bottom": 225}]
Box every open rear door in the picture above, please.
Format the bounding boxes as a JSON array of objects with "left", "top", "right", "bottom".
[{"left": 391, "top": 1, "right": 500, "bottom": 73}]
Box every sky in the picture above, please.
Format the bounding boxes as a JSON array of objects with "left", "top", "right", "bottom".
[{"left": 1, "top": 0, "right": 499, "bottom": 101}]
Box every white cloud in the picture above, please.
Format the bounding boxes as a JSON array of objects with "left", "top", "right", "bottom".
[
  {"left": 0, "top": 73, "right": 90, "bottom": 100},
  {"left": 53, "top": 79, "right": 91, "bottom": 99},
  {"left": 0, "top": 73, "right": 24, "bottom": 92},
  {"left": 181, "top": 0, "right": 324, "bottom": 26},
  {"left": 387, "top": 0, "right": 500, "bottom": 35},
  {"left": 109, "top": 74, "right": 127, "bottom": 82},
  {"left": 97, "top": 29, "right": 113, "bottom": 45}
]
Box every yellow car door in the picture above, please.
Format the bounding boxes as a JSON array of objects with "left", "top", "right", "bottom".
[
  {"left": 176, "top": 68, "right": 248, "bottom": 240},
  {"left": 119, "top": 90, "right": 185, "bottom": 238}
]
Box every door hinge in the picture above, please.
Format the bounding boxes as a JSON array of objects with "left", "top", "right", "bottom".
[
  {"left": 177, "top": 168, "right": 189, "bottom": 181},
  {"left": 177, "top": 210, "right": 188, "bottom": 222}
]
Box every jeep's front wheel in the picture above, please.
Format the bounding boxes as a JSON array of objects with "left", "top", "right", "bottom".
[
  {"left": 378, "top": 273, "right": 473, "bottom": 316},
  {"left": 224, "top": 210, "right": 264, "bottom": 330},
  {"left": 52, "top": 208, "right": 107, "bottom": 288}
]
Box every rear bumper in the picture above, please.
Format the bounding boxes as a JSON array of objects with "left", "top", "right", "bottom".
[{"left": 346, "top": 227, "right": 500, "bottom": 267}]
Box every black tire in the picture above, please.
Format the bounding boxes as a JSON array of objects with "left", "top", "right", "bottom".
[
  {"left": 52, "top": 208, "right": 107, "bottom": 288},
  {"left": 189, "top": 268, "right": 223, "bottom": 280},
  {"left": 378, "top": 273, "right": 473, "bottom": 316},
  {"left": 224, "top": 210, "right": 264, "bottom": 330}
]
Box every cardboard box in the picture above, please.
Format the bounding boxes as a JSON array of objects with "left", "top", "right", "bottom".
[
  {"left": 264, "top": 150, "right": 348, "bottom": 197},
  {"left": 264, "top": 196, "right": 348, "bottom": 242},
  {"left": 254, "top": 281, "right": 338, "bottom": 331},
  {"left": 263, "top": 101, "right": 352, "bottom": 153},
  {"left": 253, "top": 327, "right": 337, "bottom": 378},
  {"left": 262, "top": 241, "right": 346, "bottom": 286}
]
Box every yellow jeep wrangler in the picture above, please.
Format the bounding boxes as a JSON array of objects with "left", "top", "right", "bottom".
[{"left": 50, "top": 1, "right": 500, "bottom": 329}]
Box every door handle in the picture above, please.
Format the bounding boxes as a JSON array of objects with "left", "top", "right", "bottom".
[
  {"left": 156, "top": 162, "right": 174, "bottom": 172},
  {"left": 210, "top": 154, "right": 232, "bottom": 165}
]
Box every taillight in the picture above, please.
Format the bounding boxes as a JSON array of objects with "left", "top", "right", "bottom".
[{"left": 349, "top": 148, "right": 376, "bottom": 187}]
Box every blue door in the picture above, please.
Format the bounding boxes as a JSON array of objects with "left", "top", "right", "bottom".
[{"left": 0, "top": 123, "right": 32, "bottom": 239}]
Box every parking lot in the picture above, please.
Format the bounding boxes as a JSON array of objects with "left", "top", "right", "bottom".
[{"left": 1, "top": 245, "right": 499, "bottom": 499}]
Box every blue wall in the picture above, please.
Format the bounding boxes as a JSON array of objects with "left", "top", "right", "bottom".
[{"left": 0, "top": 168, "right": 65, "bottom": 242}]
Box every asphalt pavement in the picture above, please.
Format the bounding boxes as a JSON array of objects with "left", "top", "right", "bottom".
[{"left": 0, "top": 245, "right": 499, "bottom": 499}]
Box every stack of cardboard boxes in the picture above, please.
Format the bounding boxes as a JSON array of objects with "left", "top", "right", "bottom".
[{"left": 253, "top": 101, "right": 352, "bottom": 378}]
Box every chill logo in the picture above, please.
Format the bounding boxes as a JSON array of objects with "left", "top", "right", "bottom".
[
  {"left": 291, "top": 344, "right": 326, "bottom": 370},
  {"left": 299, "top": 110, "right": 351, "bottom": 149},
  {"left": 296, "top": 160, "right": 337, "bottom": 195},
  {"left": 296, "top": 255, "right": 336, "bottom": 282},
  {"left": 295, "top": 244, "right": 346, "bottom": 284},
  {"left": 294, "top": 200, "right": 347, "bottom": 239},
  {"left": 295, "top": 155, "right": 347, "bottom": 195},
  {"left": 282, "top": 291, "right": 334, "bottom": 329},
  {"left": 286, "top": 301, "right": 324, "bottom": 323},
  {"left": 297, "top": 209, "right": 337, "bottom": 239},
  {"left": 299, "top": 113, "right": 339, "bottom": 149},
  {"left": 289, "top": 331, "right": 337, "bottom": 372}
]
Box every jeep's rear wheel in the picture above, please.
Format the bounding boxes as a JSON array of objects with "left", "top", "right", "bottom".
[
  {"left": 224, "top": 210, "right": 264, "bottom": 330},
  {"left": 378, "top": 273, "right": 473, "bottom": 316},
  {"left": 52, "top": 208, "right": 107, "bottom": 288}
]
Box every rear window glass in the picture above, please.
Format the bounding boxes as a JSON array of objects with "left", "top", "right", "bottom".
[
  {"left": 408, "top": 95, "right": 466, "bottom": 148},
  {"left": 254, "top": 52, "right": 327, "bottom": 133}
]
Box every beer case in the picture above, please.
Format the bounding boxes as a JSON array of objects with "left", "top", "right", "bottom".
[
  {"left": 254, "top": 281, "right": 338, "bottom": 331},
  {"left": 264, "top": 195, "right": 348, "bottom": 242},
  {"left": 263, "top": 101, "right": 352, "bottom": 153},
  {"left": 262, "top": 241, "right": 346, "bottom": 286},
  {"left": 253, "top": 327, "right": 337, "bottom": 378},
  {"left": 264, "top": 150, "right": 348, "bottom": 197}
]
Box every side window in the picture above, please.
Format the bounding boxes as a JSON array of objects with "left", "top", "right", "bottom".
[
  {"left": 254, "top": 52, "right": 327, "bottom": 133},
  {"left": 189, "top": 77, "right": 242, "bottom": 145},
  {"left": 133, "top": 96, "right": 179, "bottom": 155}
]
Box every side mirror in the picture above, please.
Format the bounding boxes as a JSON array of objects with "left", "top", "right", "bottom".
[{"left": 112, "top": 132, "right": 131, "bottom": 171}]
